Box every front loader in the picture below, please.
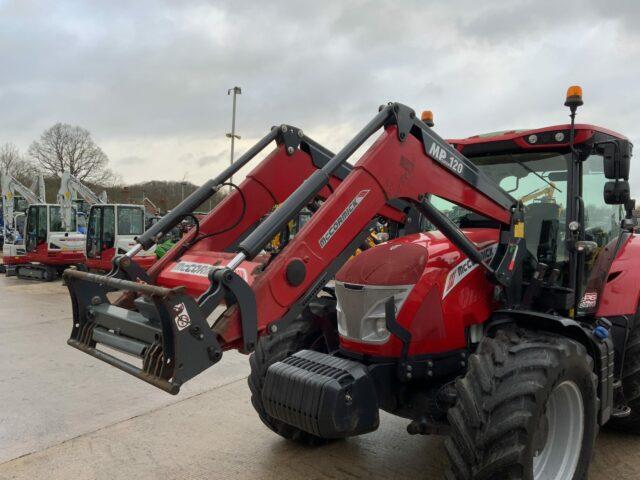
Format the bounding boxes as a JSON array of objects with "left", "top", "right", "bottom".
[{"left": 65, "top": 88, "right": 638, "bottom": 479}]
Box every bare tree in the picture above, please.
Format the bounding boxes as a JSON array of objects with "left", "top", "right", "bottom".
[
  {"left": 28, "top": 123, "right": 114, "bottom": 184},
  {"left": 0, "top": 142, "right": 38, "bottom": 182},
  {"left": 0, "top": 143, "right": 22, "bottom": 174}
]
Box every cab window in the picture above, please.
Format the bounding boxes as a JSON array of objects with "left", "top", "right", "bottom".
[
  {"left": 117, "top": 206, "right": 145, "bottom": 236},
  {"left": 103, "top": 206, "right": 115, "bottom": 249},
  {"left": 582, "top": 154, "right": 622, "bottom": 247},
  {"left": 49, "top": 206, "right": 77, "bottom": 232}
]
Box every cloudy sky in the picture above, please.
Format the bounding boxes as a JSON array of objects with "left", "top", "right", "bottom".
[{"left": 2, "top": 0, "right": 640, "bottom": 191}]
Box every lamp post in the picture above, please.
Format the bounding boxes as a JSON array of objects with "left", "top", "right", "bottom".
[{"left": 226, "top": 86, "right": 242, "bottom": 190}]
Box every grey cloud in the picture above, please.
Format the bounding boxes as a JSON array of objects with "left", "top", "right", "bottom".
[
  {"left": 112, "top": 155, "right": 148, "bottom": 166},
  {"left": 197, "top": 152, "right": 226, "bottom": 168},
  {"left": 1, "top": 0, "right": 640, "bottom": 190}
]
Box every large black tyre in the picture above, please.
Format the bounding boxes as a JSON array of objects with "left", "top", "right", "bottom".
[
  {"left": 248, "top": 300, "right": 337, "bottom": 445},
  {"left": 445, "top": 328, "right": 598, "bottom": 480},
  {"left": 606, "top": 313, "right": 640, "bottom": 433}
]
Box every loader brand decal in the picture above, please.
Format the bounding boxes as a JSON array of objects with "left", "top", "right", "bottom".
[
  {"left": 426, "top": 138, "right": 465, "bottom": 175},
  {"left": 319, "top": 190, "right": 370, "bottom": 248},
  {"left": 171, "top": 261, "right": 249, "bottom": 281},
  {"left": 172, "top": 261, "right": 214, "bottom": 277},
  {"left": 173, "top": 302, "right": 191, "bottom": 331},
  {"left": 579, "top": 291, "right": 598, "bottom": 310},
  {"left": 442, "top": 243, "right": 497, "bottom": 298}
]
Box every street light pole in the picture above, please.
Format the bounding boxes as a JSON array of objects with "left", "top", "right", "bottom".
[{"left": 226, "top": 86, "right": 242, "bottom": 190}]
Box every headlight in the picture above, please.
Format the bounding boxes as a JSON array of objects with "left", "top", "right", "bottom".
[{"left": 335, "top": 282, "right": 413, "bottom": 344}]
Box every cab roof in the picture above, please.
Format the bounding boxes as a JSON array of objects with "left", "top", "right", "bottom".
[
  {"left": 447, "top": 124, "right": 628, "bottom": 157},
  {"left": 449, "top": 124, "right": 627, "bottom": 144}
]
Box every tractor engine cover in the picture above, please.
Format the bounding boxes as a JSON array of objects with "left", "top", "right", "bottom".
[{"left": 261, "top": 350, "right": 379, "bottom": 438}]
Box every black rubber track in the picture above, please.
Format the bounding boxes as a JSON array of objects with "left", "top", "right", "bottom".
[
  {"left": 607, "top": 314, "right": 640, "bottom": 433},
  {"left": 445, "top": 328, "right": 598, "bottom": 480},
  {"left": 248, "top": 305, "right": 335, "bottom": 445}
]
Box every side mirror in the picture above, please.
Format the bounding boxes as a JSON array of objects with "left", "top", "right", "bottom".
[
  {"left": 600, "top": 140, "right": 632, "bottom": 180},
  {"left": 604, "top": 180, "right": 630, "bottom": 205}
]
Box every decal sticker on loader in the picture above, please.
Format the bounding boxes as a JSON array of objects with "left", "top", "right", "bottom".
[
  {"left": 426, "top": 138, "right": 465, "bottom": 175},
  {"left": 442, "top": 243, "right": 497, "bottom": 298},
  {"left": 173, "top": 302, "right": 191, "bottom": 331},
  {"left": 319, "top": 190, "right": 370, "bottom": 248},
  {"left": 172, "top": 261, "right": 214, "bottom": 277},
  {"left": 579, "top": 291, "right": 598, "bottom": 310},
  {"left": 171, "top": 261, "right": 248, "bottom": 281}
]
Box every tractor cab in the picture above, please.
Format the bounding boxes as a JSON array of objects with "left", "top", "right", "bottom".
[
  {"left": 446, "top": 120, "right": 632, "bottom": 315},
  {"left": 85, "top": 203, "right": 156, "bottom": 271}
]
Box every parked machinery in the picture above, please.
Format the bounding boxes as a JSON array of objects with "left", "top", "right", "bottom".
[
  {"left": 65, "top": 88, "right": 637, "bottom": 479},
  {"left": 58, "top": 172, "right": 156, "bottom": 272},
  {"left": 1, "top": 172, "right": 46, "bottom": 276}
]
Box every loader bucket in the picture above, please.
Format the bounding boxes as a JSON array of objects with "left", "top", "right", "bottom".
[{"left": 64, "top": 269, "right": 225, "bottom": 394}]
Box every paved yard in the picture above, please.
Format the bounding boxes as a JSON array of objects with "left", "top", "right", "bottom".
[{"left": 0, "top": 275, "right": 639, "bottom": 479}]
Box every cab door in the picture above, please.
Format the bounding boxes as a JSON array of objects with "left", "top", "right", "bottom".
[
  {"left": 25, "top": 205, "right": 47, "bottom": 253},
  {"left": 86, "top": 206, "right": 103, "bottom": 258}
]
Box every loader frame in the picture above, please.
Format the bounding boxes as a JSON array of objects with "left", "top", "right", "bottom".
[{"left": 65, "top": 103, "right": 533, "bottom": 393}]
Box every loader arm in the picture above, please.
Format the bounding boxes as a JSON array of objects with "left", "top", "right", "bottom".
[
  {"left": 66, "top": 124, "right": 407, "bottom": 393},
  {"left": 212, "top": 104, "right": 518, "bottom": 348},
  {"left": 65, "top": 103, "right": 523, "bottom": 394},
  {"left": 139, "top": 128, "right": 405, "bottom": 282}
]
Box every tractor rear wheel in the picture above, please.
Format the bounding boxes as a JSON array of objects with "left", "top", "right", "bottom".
[
  {"left": 445, "top": 328, "right": 598, "bottom": 480},
  {"left": 606, "top": 313, "right": 640, "bottom": 433},
  {"left": 248, "top": 299, "right": 338, "bottom": 445}
]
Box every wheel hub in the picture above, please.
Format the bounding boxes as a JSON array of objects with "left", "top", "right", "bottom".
[{"left": 532, "top": 381, "right": 585, "bottom": 480}]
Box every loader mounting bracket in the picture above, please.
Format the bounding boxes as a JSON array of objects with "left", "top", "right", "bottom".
[
  {"left": 274, "top": 124, "right": 303, "bottom": 155},
  {"left": 384, "top": 102, "right": 415, "bottom": 142},
  {"left": 108, "top": 254, "right": 151, "bottom": 283},
  {"left": 199, "top": 267, "right": 258, "bottom": 353}
]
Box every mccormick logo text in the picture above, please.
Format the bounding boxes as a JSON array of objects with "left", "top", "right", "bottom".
[
  {"left": 171, "top": 261, "right": 249, "bottom": 281},
  {"left": 171, "top": 261, "right": 214, "bottom": 277},
  {"left": 318, "top": 190, "right": 369, "bottom": 249},
  {"left": 442, "top": 243, "right": 497, "bottom": 298}
]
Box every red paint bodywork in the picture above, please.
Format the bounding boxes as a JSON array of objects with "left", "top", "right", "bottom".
[
  {"left": 155, "top": 126, "right": 510, "bottom": 351},
  {"left": 449, "top": 123, "right": 627, "bottom": 150},
  {"left": 596, "top": 234, "right": 640, "bottom": 317},
  {"left": 338, "top": 229, "right": 499, "bottom": 357},
  {"left": 149, "top": 145, "right": 404, "bottom": 284},
  {"left": 24, "top": 242, "right": 85, "bottom": 265},
  {"left": 152, "top": 123, "right": 636, "bottom": 359}
]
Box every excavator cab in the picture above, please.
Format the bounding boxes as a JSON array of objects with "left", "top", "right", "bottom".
[
  {"left": 18, "top": 203, "right": 86, "bottom": 280},
  {"left": 85, "top": 204, "right": 155, "bottom": 271},
  {"left": 24, "top": 204, "right": 82, "bottom": 253}
]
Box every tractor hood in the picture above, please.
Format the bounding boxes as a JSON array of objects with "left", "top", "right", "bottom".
[
  {"left": 336, "top": 229, "right": 499, "bottom": 288},
  {"left": 335, "top": 228, "right": 500, "bottom": 357}
]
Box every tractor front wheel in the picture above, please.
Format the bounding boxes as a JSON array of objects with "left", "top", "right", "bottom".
[
  {"left": 446, "top": 328, "right": 598, "bottom": 480},
  {"left": 248, "top": 300, "right": 338, "bottom": 445}
]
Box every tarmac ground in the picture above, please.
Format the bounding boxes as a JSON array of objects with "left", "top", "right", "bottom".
[{"left": 1, "top": 274, "right": 640, "bottom": 479}]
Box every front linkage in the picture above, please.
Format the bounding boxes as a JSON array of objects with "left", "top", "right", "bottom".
[{"left": 64, "top": 122, "right": 388, "bottom": 394}]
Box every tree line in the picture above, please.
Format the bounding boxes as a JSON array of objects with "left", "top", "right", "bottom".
[{"left": 1, "top": 123, "right": 224, "bottom": 213}]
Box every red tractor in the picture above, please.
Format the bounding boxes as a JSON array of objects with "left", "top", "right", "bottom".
[{"left": 65, "top": 87, "right": 637, "bottom": 479}]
